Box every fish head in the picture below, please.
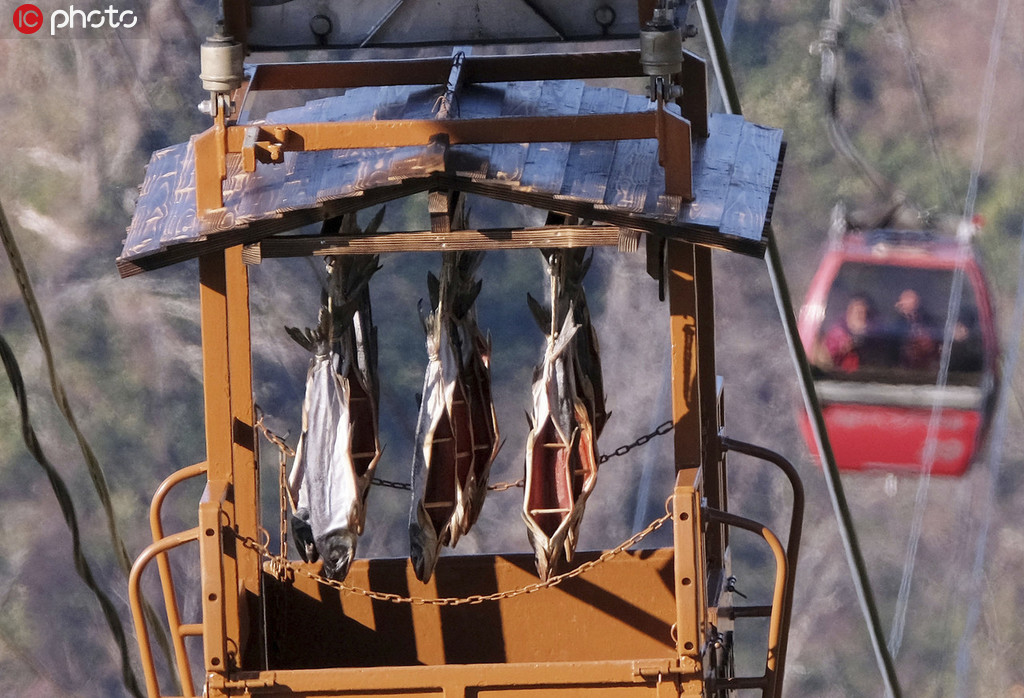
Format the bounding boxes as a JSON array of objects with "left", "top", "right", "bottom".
[
  {"left": 317, "top": 528, "right": 359, "bottom": 581},
  {"left": 290, "top": 507, "right": 319, "bottom": 563},
  {"left": 409, "top": 504, "right": 441, "bottom": 583}
]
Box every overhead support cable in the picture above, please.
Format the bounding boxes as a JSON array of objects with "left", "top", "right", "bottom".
[
  {"left": 0, "top": 200, "right": 178, "bottom": 694},
  {"left": 885, "top": 0, "right": 956, "bottom": 210},
  {"left": 811, "top": 0, "right": 894, "bottom": 199},
  {"left": 764, "top": 233, "right": 902, "bottom": 698},
  {"left": 954, "top": 217, "right": 1024, "bottom": 697},
  {"left": 695, "top": 0, "right": 739, "bottom": 115},
  {"left": 0, "top": 333, "right": 143, "bottom": 698},
  {"left": 951, "top": 0, "right": 1015, "bottom": 692},
  {"left": 888, "top": 0, "right": 1010, "bottom": 661},
  {"left": 696, "top": 1, "right": 902, "bottom": 694}
]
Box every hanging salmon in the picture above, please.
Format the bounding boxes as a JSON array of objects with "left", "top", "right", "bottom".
[
  {"left": 409, "top": 251, "right": 500, "bottom": 582},
  {"left": 286, "top": 254, "right": 382, "bottom": 582},
  {"left": 523, "top": 248, "right": 608, "bottom": 580}
]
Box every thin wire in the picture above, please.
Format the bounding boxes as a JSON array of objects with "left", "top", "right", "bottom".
[
  {"left": 887, "top": 246, "right": 966, "bottom": 657},
  {"left": 699, "top": 0, "right": 899, "bottom": 687},
  {"left": 886, "top": 0, "right": 956, "bottom": 211},
  {"left": 954, "top": 217, "right": 1024, "bottom": 696},
  {"left": 887, "top": 0, "right": 1010, "bottom": 658}
]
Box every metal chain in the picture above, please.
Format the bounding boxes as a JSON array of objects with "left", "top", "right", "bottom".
[
  {"left": 251, "top": 410, "right": 676, "bottom": 604},
  {"left": 255, "top": 408, "right": 674, "bottom": 494},
  {"left": 376, "top": 418, "right": 676, "bottom": 491},
  {"left": 371, "top": 476, "right": 413, "bottom": 491},
  {"left": 236, "top": 509, "right": 672, "bottom": 606},
  {"left": 253, "top": 406, "right": 293, "bottom": 574},
  {"left": 597, "top": 419, "right": 674, "bottom": 464}
]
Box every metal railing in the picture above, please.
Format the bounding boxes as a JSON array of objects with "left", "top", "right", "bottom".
[
  {"left": 128, "top": 462, "right": 208, "bottom": 698},
  {"left": 707, "top": 436, "right": 804, "bottom": 698}
]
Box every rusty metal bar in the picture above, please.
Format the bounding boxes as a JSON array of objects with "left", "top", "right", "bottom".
[
  {"left": 227, "top": 112, "right": 679, "bottom": 151},
  {"left": 704, "top": 508, "right": 789, "bottom": 698},
  {"left": 148, "top": 461, "right": 207, "bottom": 697},
  {"left": 129, "top": 526, "right": 202, "bottom": 698},
  {"left": 245, "top": 50, "right": 708, "bottom": 91},
  {"left": 198, "top": 247, "right": 259, "bottom": 675},
  {"left": 197, "top": 252, "right": 236, "bottom": 676},
  {"left": 223, "top": 244, "right": 261, "bottom": 671},
  {"left": 194, "top": 111, "right": 229, "bottom": 215},
  {"left": 196, "top": 110, "right": 692, "bottom": 214},
  {"left": 666, "top": 241, "right": 702, "bottom": 475},
  {"left": 728, "top": 605, "right": 773, "bottom": 618},
  {"left": 221, "top": 0, "right": 249, "bottom": 51},
  {"left": 199, "top": 480, "right": 230, "bottom": 680},
  {"left": 245, "top": 51, "right": 649, "bottom": 92},
  {"left": 671, "top": 472, "right": 705, "bottom": 695},
  {"left": 210, "top": 659, "right": 695, "bottom": 695},
  {"left": 656, "top": 103, "right": 693, "bottom": 200}
]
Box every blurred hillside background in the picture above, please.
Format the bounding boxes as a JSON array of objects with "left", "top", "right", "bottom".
[{"left": 2, "top": 0, "right": 1024, "bottom": 695}]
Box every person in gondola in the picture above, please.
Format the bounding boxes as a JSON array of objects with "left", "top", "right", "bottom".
[
  {"left": 892, "top": 288, "right": 940, "bottom": 372},
  {"left": 949, "top": 309, "right": 984, "bottom": 374},
  {"left": 819, "top": 294, "right": 880, "bottom": 373}
]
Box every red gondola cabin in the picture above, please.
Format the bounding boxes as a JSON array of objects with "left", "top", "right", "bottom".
[{"left": 798, "top": 228, "right": 999, "bottom": 476}]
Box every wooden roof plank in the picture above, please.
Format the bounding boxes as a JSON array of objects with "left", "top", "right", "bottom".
[
  {"left": 601, "top": 138, "right": 659, "bottom": 214},
  {"left": 717, "top": 120, "right": 784, "bottom": 240},
  {"left": 315, "top": 87, "right": 402, "bottom": 202},
  {"left": 351, "top": 85, "right": 417, "bottom": 192},
  {"left": 486, "top": 81, "right": 543, "bottom": 183},
  {"left": 250, "top": 224, "right": 622, "bottom": 258},
  {"left": 381, "top": 85, "right": 452, "bottom": 184},
  {"left": 518, "top": 80, "right": 585, "bottom": 193},
  {"left": 449, "top": 84, "right": 507, "bottom": 179},
  {"left": 599, "top": 94, "right": 657, "bottom": 213},
  {"left": 558, "top": 86, "right": 628, "bottom": 204},
  {"left": 124, "top": 143, "right": 185, "bottom": 258},
  {"left": 264, "top": 97, "right": 329, "bottom": 125},
  {"left": 118, "top": 81, "right": 783, "bottom": 275}
]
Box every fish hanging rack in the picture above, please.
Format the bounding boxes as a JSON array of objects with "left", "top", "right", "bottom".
[{"left": 121, "top": 3, "right": 796, "bottom": 697}]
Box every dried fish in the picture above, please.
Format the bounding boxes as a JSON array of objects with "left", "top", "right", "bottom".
[
  {"left": 522, "top": 248, "right": 608, "bottom": 580},
  {"left": 286, "top": 254, "right": 382, "bottom": 581},
  {"left": 409, "top": 251, "right": 500, "bottom": 582}
]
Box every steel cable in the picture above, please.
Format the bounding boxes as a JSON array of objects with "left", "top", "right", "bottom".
[
  {"left": 698, "top": 0, "right": 903, "bottom": 692},
  {"left": 886, "top": 0, "right": 956, "bottom": 211},
  {"left": 0, "top": 333, "right": 143, "bottom": 698},
  {"left": 953, "top": 216, "right": 1024, "bottom": 696},
  {"left": 0, "top": 201, "right": 176, "bottom": 695},
  {"left": 887, "top": 0, "right": 1010, "bottom": 659}
]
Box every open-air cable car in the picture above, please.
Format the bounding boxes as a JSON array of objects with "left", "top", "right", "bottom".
[
  {"left": 797, "top": 214, "right": 999, "bottom": 476},
  {"left": 121, "top": 2, "right": 802, "bottom": 697}
]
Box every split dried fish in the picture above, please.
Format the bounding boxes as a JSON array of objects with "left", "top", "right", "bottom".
[
  {"left": 409, "top": 251, "right": 500, "bottom": 582},
  {"left": 286, "top": 254, "right": 382, "bottom": 581},
  {"left": 523, "top": 248, "right": 608, "bottom": 580}
]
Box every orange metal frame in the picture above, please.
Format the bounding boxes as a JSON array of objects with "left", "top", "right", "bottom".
[
  {"left": 193, "top": 49, "right": 705, "bottom": 216},
  {"left": 196, "top": 108, "right": 692, "bottom": 211},
  {"left": 128, "top": 50, "right": 798, "bottom": 698}
]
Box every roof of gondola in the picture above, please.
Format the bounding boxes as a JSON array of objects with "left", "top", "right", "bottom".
[{"left": 118, "top": 79, "right": 784, "bottom": 277}]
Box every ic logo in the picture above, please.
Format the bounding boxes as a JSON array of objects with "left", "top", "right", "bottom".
[{"left": 13, "top": 3, "right": 43, "bottom": 34}]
